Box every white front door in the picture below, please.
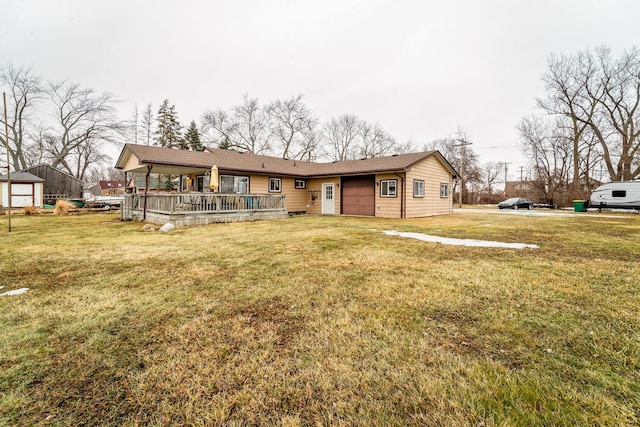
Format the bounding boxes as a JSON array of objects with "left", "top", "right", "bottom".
[{"left": 322, "top": 183, "right": 335, "bottom": 215}]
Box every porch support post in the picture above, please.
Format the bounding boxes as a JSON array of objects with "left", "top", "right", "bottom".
[{"left": 143, "top": 165, "right": 152, "bottom": 221}]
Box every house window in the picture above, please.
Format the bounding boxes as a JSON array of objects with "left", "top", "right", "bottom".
[
  {"left": 440, "top": 183, "right": 449, "bottom": 198},
  {"left": 612, "top": 190, "right": 626, "bottom": 197},
  {"left": 220, "top": 175, "right": 249, "bottom": 193},
  {"left": 295, "top": 179, "right": 306, "bottom": 189},
  {"left": 413, "top": 180, "right": 425, "bottom": 198},
  {"left": 196, "top": 176, "right": 204, "bottom": 192},
  {"left": 269, "top": 177, "right": 282, "bottom": 193},
  {"left": 380, "top": 179, "right": 397, "bottom": 197}
]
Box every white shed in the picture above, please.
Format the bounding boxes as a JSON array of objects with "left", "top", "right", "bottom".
[{"left": 0, "top": 172, "right": 45, "bottom": 208}]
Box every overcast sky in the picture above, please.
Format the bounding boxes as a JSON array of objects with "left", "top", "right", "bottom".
[{"left": 2, "top": 0, "right": 638, "bottom": 180}]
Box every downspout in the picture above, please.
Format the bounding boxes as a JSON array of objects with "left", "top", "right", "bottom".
[
  {"left": 143, "top": 165, "right": 152, "bottom": 221},
  {"left": 394, "top": 172, "right": 405, "bottom": 219}
]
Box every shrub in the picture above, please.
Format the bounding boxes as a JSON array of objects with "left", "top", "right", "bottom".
[
  {"left": 53, "top": 200, "right": 74, "bottom": 216},
  {"left": 23, "top": 206, "right": 38, "bottom": 215}
]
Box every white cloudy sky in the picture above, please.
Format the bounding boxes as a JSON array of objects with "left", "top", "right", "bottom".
[{"left": 2, "top": 0, "right": 638, "bottom": 179}]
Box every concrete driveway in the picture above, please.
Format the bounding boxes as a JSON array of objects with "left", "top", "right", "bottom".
[{"left": 454, "top": 207, "right": 636, "bottom": 219}]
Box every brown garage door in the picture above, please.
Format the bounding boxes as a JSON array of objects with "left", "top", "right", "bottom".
[{"left": 341, "top": 175, "right": 375, "bottom": 216}]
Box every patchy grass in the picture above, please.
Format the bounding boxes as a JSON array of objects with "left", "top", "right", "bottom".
[{"left": 0, "top": 211, "right": 639, "bottom": 426}]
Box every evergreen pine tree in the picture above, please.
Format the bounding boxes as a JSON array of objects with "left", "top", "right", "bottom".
[
  {"left": 154, "top": 99, "right": 182, "bottom": 148},
  {"left": 183, "top": 120, "right": 204, "bottom": 151}
]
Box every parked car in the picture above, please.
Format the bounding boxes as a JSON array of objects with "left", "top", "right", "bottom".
[{"left": 498, "top": 197, "right": 534, "bottom": 210}]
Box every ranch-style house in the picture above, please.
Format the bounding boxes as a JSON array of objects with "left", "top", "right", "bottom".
[{"left": 115, "top": 144, "right": 460, "bottom": 225}]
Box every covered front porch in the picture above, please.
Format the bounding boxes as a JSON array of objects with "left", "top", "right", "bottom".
[
  {"left": 121, "top": 192, "right": 288, "bottom": 226},
  {"left": 116, "top": 145, "right": 289, "bottom": 225}
]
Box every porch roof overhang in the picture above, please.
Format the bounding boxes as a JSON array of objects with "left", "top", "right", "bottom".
[
  {"left": 125, "top": 162, "right": 211, "bottom": 176},
  {"left": 116, "top": 145, "right": 212, "bottom": 176}
]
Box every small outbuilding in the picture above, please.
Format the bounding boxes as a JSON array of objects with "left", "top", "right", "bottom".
[
  {"left": 20, "top": 164, "right": 83, "bottom": 202},
  {"left": 0, "top": 172, "right": 45, "bottom": 208}
]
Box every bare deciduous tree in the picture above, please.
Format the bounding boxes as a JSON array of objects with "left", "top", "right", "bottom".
[
  {"left": 482, "top": 162, "right": 502, "bottom": 196},
  {"left": 518, "top": 115, "right": 573, "bottom": 205},
  {"left": 591, "top": 47, "right": 640, "bottom": 180},
  {"left": 45, "top": 81, "right": 123, "bottom": 179},
  {"left": 535, "top": 46, "right": 640, "bottom": 182},
  {"left": 322, "top": 115, "right": 402, "bottom": 161},
  {"left": 234, "top": 95, "right": 271, "bottom": 154},
  {"left": 268, "top": 94, "right": 318, "bottom": 160},
  {"left": 538, "top": 50, "right": 600, "bottom": 190},
  {"left": 358, "top": 122, "right": 396, "bottom": 159},
  {"left": 0, "top": 63, "right": 43, "bottom": 171},
  {"left": 201, "top": 95, "right": 272, "bottom": 154},
  {"left": 393, "top": 139, "right": 416, "bottom": 155},
  {"left": 201, "top": 108, "right": 236, "bottom": 149},
  {"left": 322, "top": 114, "right": 360, "bottom": 161}
]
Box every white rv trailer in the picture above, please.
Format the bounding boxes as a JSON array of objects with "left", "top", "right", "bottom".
[{"left": 589, "top": 181, "right": 640, "bottom": 210}]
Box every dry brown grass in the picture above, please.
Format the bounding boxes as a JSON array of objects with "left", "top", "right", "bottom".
[
  {"left": 52, "top": 199, "right": 74, "bottom": 216},
  {"left": 0, "top": 211, "right": 639, "bottom": 426},
  {"left": 22, "top": 206, "right": 38, "bottom": 216}
]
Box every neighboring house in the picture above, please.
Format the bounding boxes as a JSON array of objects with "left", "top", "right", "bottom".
[
  {"left": 20, "top": 164, "right": 83, "bottom": 200},
  {"left": 0, "top": 172, "right": 45, "bottom": 208},
  {"left": 504, "top": 180, "right": 542, "bottom": 201},
  {"left": 98, "top": 180, "right": 126, "bottom": 196},
  {"left": 116, "top": 144, "right": 460, "bottom": 218}
]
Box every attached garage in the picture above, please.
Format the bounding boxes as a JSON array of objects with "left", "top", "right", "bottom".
[
  {"left": 341, "top": 175, "right": 375, "bottom": 216},
  {"left": 0, "top": 172, "right": 45, "bottom": 208}
]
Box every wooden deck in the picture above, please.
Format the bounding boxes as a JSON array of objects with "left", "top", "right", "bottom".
[{"left": 121, "top": 193, "right": 288, "bottom": 225}]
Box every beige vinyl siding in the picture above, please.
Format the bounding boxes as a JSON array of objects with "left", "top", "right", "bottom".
[
  {"left": 375, "top": 173, "right": 402, "bottom": 218},
  {"left": 248, "top": 175, "right": 307, "bottom": 213},
  {"left": 405, "top": 156, "right": 453, "bottom": 217},
  {"left": 306, "top": 178, "right": 340, "bottom": 215},
  {"left": 305, "top": 179, "right": 323, "bottom": 215},
  {"left": 123, "top": 153, "right": 143, "bottom": 171},
  {"left": 281, "top": 178, "right": 307, "bottom": 212}
]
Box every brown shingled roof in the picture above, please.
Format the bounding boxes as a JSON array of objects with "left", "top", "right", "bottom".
[{"left": 116, "top": 144, "right": 459, "bottom": 178}]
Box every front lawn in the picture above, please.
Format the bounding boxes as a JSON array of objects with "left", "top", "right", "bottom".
[{"left": 1, "top": 212, "right": 638, "bottom": 426}]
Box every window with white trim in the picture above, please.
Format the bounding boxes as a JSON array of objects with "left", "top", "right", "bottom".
[
  {"left": 440, "top": 183, "right": 449, "bottom": 198},
  {"left": 413, "top": 180, "right": 424, "bottom": 198},
  {"left": 295, "top": 179, "right": 306, "bottom": 189},
  {"left": 380, "top": 179, "right": 397, "bottom": 197},
  {"left": 269, "top": 177, "right": 282, "bottom": 193}
]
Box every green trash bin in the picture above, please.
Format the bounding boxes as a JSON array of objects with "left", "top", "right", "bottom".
[{"left": 573, "top": 200, "right": 587, "bottom": 212}]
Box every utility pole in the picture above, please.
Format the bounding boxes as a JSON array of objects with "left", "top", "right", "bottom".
[
  {"left": 455, "top": 138, "right": 472, "bottom": 208},
  {"left": 3, "top": 92, "right": 12, "bottom": 232},
  {"left": 520, "top": 166, "right": 524, "bottom": 184},
  {"left": 503, "top": 162, "right": 511, "bottom": 196}
]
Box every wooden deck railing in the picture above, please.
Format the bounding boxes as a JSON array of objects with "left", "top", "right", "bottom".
[{"left": 122, "top": 193, "right": 286, "bottom": 220}]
